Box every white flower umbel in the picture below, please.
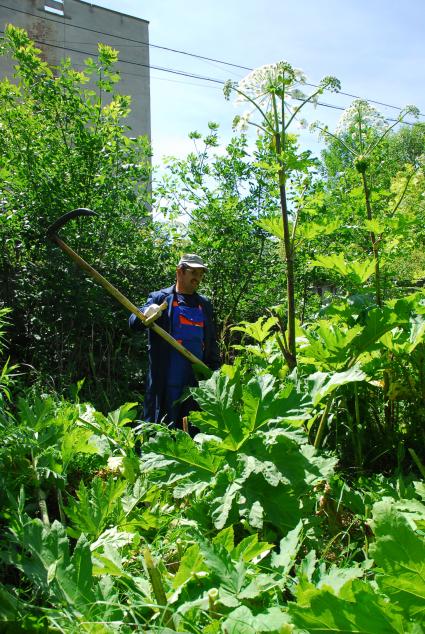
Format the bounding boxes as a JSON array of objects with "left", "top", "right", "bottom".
[
  {"left": 224, "top": 61, "right": 340, "bottom": 134},
  {"left": 235, "top": 62, "right": 307, "bottom": 107},
  {"left": 312, "top": 99, "right": 421, "bottom": 160},
  {"left": 335, "top": 99, "right": 386, "bottom": 136},
  {"left": 296, "top": 118, "right": 308, "bottom": 130}
]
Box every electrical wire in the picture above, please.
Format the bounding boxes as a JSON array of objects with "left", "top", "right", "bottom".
[
  {"left": 0, "top": 30, "right": 229, "bottom": 83},
  {"left": 0, "top": 2, "right": 423, "bottom": 120},
  {"left": 0, "top": 2, "right": 252, "bottom": 71},
  {"left": 7, "top": 34, "right": 424, "bottom": 124}
]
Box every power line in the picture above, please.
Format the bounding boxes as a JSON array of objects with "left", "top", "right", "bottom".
[
  {"left": 0, "top": 2, "right": 251, "bottom": 71},
  {"left": 0, "top": 29, "right": 224, "bottom": 83},
  {"left": 9, "top": 24, "right": 424, "bottom": 112},
  {"left": 32, "top": 36, "right": 246, "bottom": 78},
  {"left": 0, "top": 31, "right": 232, "bottom": 84},
  {"left": 0, "top": 2, "right": 424, "bottom": 119},
  {"left": 0, "top": 31, "right": 421, "bottom": 126}
]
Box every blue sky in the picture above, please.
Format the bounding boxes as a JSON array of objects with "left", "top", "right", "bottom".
[{"left": 82, "top": 0, "right": 425, "bottom": 161}]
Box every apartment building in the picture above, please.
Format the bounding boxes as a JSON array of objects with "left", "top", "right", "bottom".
[{"left": 0, "top": 0, "right": 151, "bottom": 139}]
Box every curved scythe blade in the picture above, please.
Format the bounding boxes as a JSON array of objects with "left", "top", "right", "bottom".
[{"left": 46, "top": 208, "right": 97, "bottom": 238}]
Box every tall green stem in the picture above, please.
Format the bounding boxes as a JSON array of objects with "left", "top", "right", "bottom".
[
  {"left": 279, "top": 177, "right": 297, "bottom": 367},
  {"left": 408, "top": 448, "right": 425, "bottom": 479},
  {"left": 314, "top": 398, "right": 333, "bottom": 449},
  {"left": 144, "top": 546, "right": 173, "bottom": 626},
  {"left": 361, "top": 171, "right": 382, "bottom": 306},
  {"left": 353, "top": 383, "right": 363, "bottom": 468},
  {"left": 274, "top": 128, "right": 296, "bottom": 367},
  {"left": 361, "top": 166, "right": 391, "bottom": 429},
  {"left": 37, "top": 488, "right": 50, "bottom": 527}
]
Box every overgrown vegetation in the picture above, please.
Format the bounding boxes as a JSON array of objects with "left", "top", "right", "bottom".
[
  {"left": 0, "top": 26, "right": 174, "bottom": 409},
  {"left": 0, "top": 26, "right": 424, "bottom": 632}
]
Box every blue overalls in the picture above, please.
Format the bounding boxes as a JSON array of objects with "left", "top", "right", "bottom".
[{"left": 165, "top": 295, "right": 204, "bottom": 425}]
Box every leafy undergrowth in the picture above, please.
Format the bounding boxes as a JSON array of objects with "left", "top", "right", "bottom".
[
  {"left": 0, "top": 374, "right": 424, "bottom": 633},
  {"left": 1, "top": 292, "right": 425, "bottom": 632}
]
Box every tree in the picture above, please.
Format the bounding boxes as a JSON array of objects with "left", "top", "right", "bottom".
[
  {"left": 154, "top": 127, "right": 286, "bottom": 353},
  {"left": 0, "top": 26, "right": 175, "bottom": 407}
]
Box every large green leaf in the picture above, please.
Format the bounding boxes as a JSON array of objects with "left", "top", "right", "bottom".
[
  {"left": 256, "top": 215, "right": 285, "bottom": 240},
  {"left": 90, "top": 527, "right": 134, "bottom": 577},
  {"left": 60, "top": 534, "right": 95, "bottom": 607},
  {"left": 12, "top": 517, "right": 72, "bottom": 589},
  {"left": 347, "top": 297, "right": 416, "bottom": 362},
  {"left": 320, "top": 567, "right": 365, "bottom": 595},
  {"left": 211, "top": 428, "right": 336, "bottom": 533},
  {"left": 240, "top": 374, "right": 290, "bottom": 438},
  {"left": 231, "top": 316, "right": 278, "bottom": 344},
  {"left": 313, "top": 253, "right": 375, "bottom": 284},
  {"left": 170, "top": 543, "right": 206, "bottom": 595},
  {"left": 308, "top": 366, "right": 366, "bottom": 406},
  {"left": 211, "top": 474, "right": 244, "bottom": 530},
  {"left": 231, "top": 534, "right": 274, "bottom": 564},
  {"left": 190, "top": 372, "right": 243, "bottom": 448},
  {"left": 297, "top": 218, "right": 341, "bottom": 241},
  {"left": 142, "top": 377, "right": 335, "bottom": 535},
  {"left": 370, "top": 501, "right": 425, "bottom": 618},
  {"left": 64, "top": 476, "right": 127, "bottom": 539},
  {"left": 62, "top": 424, "right": 108, "bottom": 466},
  {"left": 141, "top": 431, "right": 223, "bottom": 497},
  {"left": 197, "top": 538, "right": 279, "bottom": 607},
  {"left": 192, "top": 372, "right": 313, "bottom": 449},
  {"left": 213, "top": 525, "right": 235, "bottom": 552},
  {"left": 289, "top": 579, "right": 408, "bottom": 633},
  {"left": 299, "top": 321, "right": 363, "bottom": 369},
  {"left": 199, "top": 539, "right": 246, "bottom": 598},
  {"left": 7, "top": 516, "right": 96, "bottom": 611},
  {"left": 388, "top": 498, "right": 425, "bottom": 530},
  {"left": 222, "top": 605, "right": 292, "bottom": 634},
  {"left": 363, "top": 217, "right": 386, "bottom": 234},
  {"left": 408, "top": 315, "right": 425, "bottom": 353},
  {"left": 379, "top": 315, "right": 425, "bottom": 356},
  {"left": 5, "top": 510, "right": 129, "bottom": 626},
  {"left": 414, "top": 481, "right": 425, "bottom": 502},
  {"left": 106, "top": 402, "right": 138, "bottom": 427},
  {"left": 271, "top": 520, "right": 303, "bottom": 575},
  {"left": 351, "top": 305, "right": 405, "bottom": 355}
]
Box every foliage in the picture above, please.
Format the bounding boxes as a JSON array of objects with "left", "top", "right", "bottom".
[
  {"left": 224, "top": 61, "right": 340, "bottom": 366},
  {"left": 0, "top": 37, "right": 424, "bottom": 633},
  {"left": 0, "top": 306, "right": 424, "bottom": 631},
  {"left": 0, "top": 378, "right": 423, "bottom": 632},
  {"left": 0, "top": 307, "right": 18, "bottom": 416},
  {"left": 0, "top": 25, "right": 176, "bottom": 409},
  {"left": 369, "top": 501, "right": 425, "bottom": 619},
  {"left": 316, "top": 101, "right": 424, "bottom": 306},
  {"left": 155, "top": 129, "right": 285, "bottom": 352},
  {"left": 141, "top": 406, "right": 336, "bottom": 535},
  {"left": 288, "top": 498, "right": 425, "bottom": 633}
]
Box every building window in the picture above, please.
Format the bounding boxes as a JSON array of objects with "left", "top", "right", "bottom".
[{"left": 44, "top": 1, "right": 64, "bottom": 16}]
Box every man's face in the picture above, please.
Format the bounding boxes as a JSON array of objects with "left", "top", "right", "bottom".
[{"left": 176, "top": 266, "right": 205, "bottom": 294}]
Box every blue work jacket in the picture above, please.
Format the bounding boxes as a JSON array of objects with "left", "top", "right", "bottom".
[{"left": 129, "top": 285, "right": 220, "bottom": 423}]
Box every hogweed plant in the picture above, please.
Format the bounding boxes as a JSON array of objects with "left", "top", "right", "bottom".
[
  {"left": 311, "top": 100, "right": 421, "bottom": 438},
  {"left": 224, "top": 62, "right": 340, "bottom": 368},
  {"left": 312, "top": 99, "right": 420, "bottom": 307}
]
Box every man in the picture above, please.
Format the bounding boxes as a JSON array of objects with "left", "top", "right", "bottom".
[{"left": 129, "top": 254, "right": 220, "bottom": 427}]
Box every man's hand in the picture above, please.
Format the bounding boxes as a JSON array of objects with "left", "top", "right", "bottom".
[{"left": 143, "top": 303, "right": 166, "bottom": 326}]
